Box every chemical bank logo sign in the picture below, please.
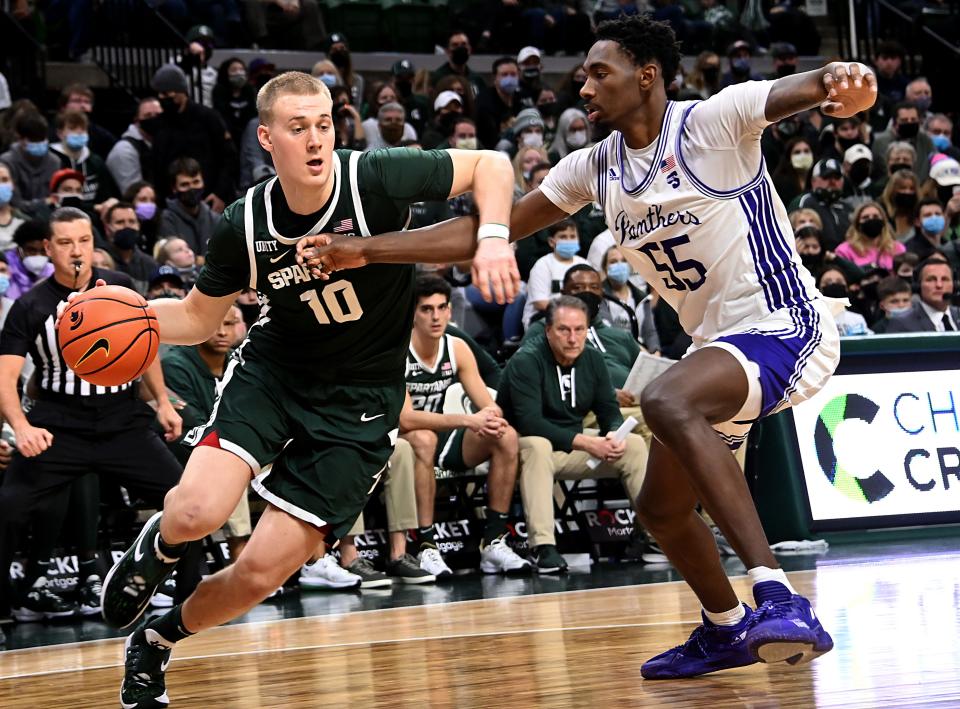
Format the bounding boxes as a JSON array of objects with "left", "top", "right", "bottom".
[{"left": 792, "top": 370, "right": 960, "bottom": 523}]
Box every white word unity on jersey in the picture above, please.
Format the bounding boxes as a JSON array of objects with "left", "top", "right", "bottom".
[{"left": 540, "top": 80, "right": 820, "bottom": 348}]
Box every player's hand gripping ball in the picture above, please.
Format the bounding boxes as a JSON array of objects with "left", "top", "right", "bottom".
[{"left": 56, "top": 285, "right": 160, "bottom": 387}]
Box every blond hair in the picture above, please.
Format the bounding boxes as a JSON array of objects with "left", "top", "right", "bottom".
[
  {"left": 789, "top": 208, "right": 823, "bottom": 232},
  {"left": 257, "top": 71, "right": 330, "bottom": 125},
  {"left": 845, "top": 201, "right": 898, "bottom": 257}
]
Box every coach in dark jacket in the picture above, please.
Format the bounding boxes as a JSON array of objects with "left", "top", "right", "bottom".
[{"left": 885, "top": 258, "right": 960, "bottom": 333}]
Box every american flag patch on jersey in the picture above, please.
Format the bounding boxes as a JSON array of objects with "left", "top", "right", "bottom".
[
  {"left": 333, "top": 218, "right": 354, "bottom": 233},
  {"left": 659, "top": 155, "right": 676, "bottom": 173}
]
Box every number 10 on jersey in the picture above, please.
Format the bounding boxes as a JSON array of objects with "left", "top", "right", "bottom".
[{"left": 300, "top": 281, "right": 364, "bottom": 324}]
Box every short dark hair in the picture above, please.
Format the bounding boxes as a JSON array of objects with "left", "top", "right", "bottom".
[
  {"left": 548, "top": 218, "right": 577, "bottom": 237},
  {"left": 50, "top": 207, "right": 91, "bottom": 226},
  {"left": 893, "top": 252, "right": 919, "bottom": 271},
  {"left": 530, "top": 161, "right": 552, "bottom": 178},
  {"left": 59, "top": 83, "right": 93, "bottom": 108},
  {"left": 168, "top": 157, "right": 202, "bottom": 187},
  {"left": 492, "top": 56, "right": 518, "bottom": 74},
  {"left": 876, "top": 276, "right": 911, "bottom": 300},
  {"left": 105, "top": 201, "right": 136, "bottom": 225},
  {"left": 875, "top": 40, "right": 905, "bottom": 59},
  {"left": 414, "top": 274, "right": 451, "bottom": 303},
  {"left": 545, "top": 295, "right": 589, "bottom": 326},
  {"left": 562, "top": 263, "right": 598, "bottom": 289},
  {"left": 914, "top": 197, "right": 943, "bottom": 219},
  {"left": 917, "top": 255, "right": 951, "bottom": 281},
  {"left": 13, "top": 219, "right": 51, "bottom": 246},
  {"left": 893, "top": 101, "right": 919, "bottom": 119},
  {"left": 122, "top": 180, "right": 154, "bottom": 203},
  {"left": 15, "top": 112, "right": 48, "bottom": 142},
  {"left": 595, "top": 15, "right": 682, "bottom": 87}
]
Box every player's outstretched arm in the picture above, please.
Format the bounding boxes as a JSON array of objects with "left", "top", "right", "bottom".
[
  {"left": 765, "top": 61, "right": 877, "bottom": 124},
  {"left": 149, "top": 287, "right": 241, "bottom": 346}
]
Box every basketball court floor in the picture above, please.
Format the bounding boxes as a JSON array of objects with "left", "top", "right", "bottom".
[{"left": 1, "top": 535, "right": 958, "bottom": 707}]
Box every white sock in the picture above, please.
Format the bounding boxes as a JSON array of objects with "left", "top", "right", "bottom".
[
  {"left": 703, "top": 603, "right": 746, "bottom": 627},
  {"left": 747, "top": 566, "right": 797, "bottom": 594}
]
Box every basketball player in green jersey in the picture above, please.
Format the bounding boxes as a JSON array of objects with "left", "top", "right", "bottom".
[{"left": 78, "top": 72, "right": 517, "bottom": 709}]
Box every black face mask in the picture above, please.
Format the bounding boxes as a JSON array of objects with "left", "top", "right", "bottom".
[
  {"left": 522, "top": 67, "right": 541, "bottom": 82},
  {"left": 329, "top": 50, "right": 349, "bottom": 70},
  {"left": 861, "top": 280, "right": 880, "bottom": 302},
  {"left": 152, "top": 288, "right": 183, "bottom": 300},
  {"left": 113, "top": 227, "right": 140, "bottom": 250},
  {"left": 572, "top": 291, "right": 602, "bottom": 322},
  {"left": 849, "top": 160, "right": 871, "bottom": 185},
  {"left": 777, "top": 120, "right": 798, "bottom": 138},
  {"left": 139, "top": 116, "right": 163, "bottom": 136},
  {"left": 178, "top": 187, "right": 203, "bottom": 208},
  {"left": 159, "top": 96, "right": 179, "bottom": 115},
  {"left": 776, "top": 64, "right": 796, "bottom": 77},
  {"left": 893, "top": 192, "right": 917, "bottom": 211},
  {"left": 450, "top": 46, "right": 469, "bottom": 66},
  {"left": 896, "top": 122, "right": 920, "bottom": 140},
  {"left": 820, "top": 282, "right": 848, "bottom": 299},
  {"left": 889, "top": 162, "right": 911, "bottom": 176},
  {"left": 859, "top": 218, "right": 885, "bottom": 238},
  {"left": 60, "top": 195, "right": 85, "bottom": 210},
  {"left": 937, "top": 186, "right": 957, "bottom": 206},
  {"left": 537, "top": 101, "right": 557, "bottom": 118},
  {"left": 837, "top": 136, "right": 861, "bottom": 152},
  {"left": 702, "top": 66, "right": 720, "bottom": 84},
  {"left": 238, "top": 301, "right": 260, "bottom": 324},
  {"left": 395, "top": 79, "right": 412, "bottom": 97},
  {"left": 800, "top": 252, "right": 824, "bottom": 272},
  {"left": 814, "top": 187, "right": 842, "bottom": 204}
]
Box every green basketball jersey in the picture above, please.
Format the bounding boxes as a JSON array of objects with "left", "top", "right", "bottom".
[
  {"left": 195, "top": 148, "right": 454, "bottom": 385},
  {"left": 405, "top": 334, "right": 460, "bottom": 413}
]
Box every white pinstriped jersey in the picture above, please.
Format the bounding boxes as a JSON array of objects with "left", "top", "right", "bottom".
[{"left": 539, "top": 80, "right": 820, "bottom": 347}]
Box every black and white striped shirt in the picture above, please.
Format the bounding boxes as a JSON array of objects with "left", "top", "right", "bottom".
[{"left": 0, "top": 268, "right": 137, "bottom": 398}]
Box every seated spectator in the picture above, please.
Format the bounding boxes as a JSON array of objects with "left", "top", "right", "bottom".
[
  {"left": 123, "top": 180, "right": 162, "bottom": 252},
  {"left": 555, "top": 64, "right": 588, "bottom": 114},
  {"left": 925, "top": 156, "right": 960, "bottom": 242},
  {"left": 905, "top": 77, "right": 932, "bottom": 121},
  {"left": 248, "top": 57, "right": 278, "bottom": 91},
  {"left": 498, "top": 296, "right": 650, "bottom": 573},
  {"left": 872, "top": 40, "right": 909, "bottom": 106},
  {"left": 446, "top": 116, "right": 478, "bottom": 151},
  {"left": 684, "top": 51, "right": 721, "bottom": 99},
  {"left": 212, "top": 58, "right": 257, "bottom": 151},
  {"left": 102, "top": 201, "right": 157, "bottom": 294},
  {"left": 419, "top": 91, "right": 465, "bottom": 150},
  {"left": 794, "top": 223, "right": 858, "bottom": 284},
  {"left": 362, "top": 81, "right": 400, "bottom": 122},
  {"left": 434, "top": 75, "right": 478, "bottom": 121},
  {"left": 154, "top": 237, "right": 199, "bottom": 289},
  {"left": 836, "top": 201, "right": 906, "bottom": 271},
  {"left": 106, "top": 98, "right": 163, "bottom": 194},
  {"left": 390, "top": 60, "right": 430, "bottom": 137},
  {"left": 768, "top": 42, "right": 798, "bottom": 78},
  {"left": 720, "top": 40, "right": 763, "bottom": 88},
  {"left": 504, "top": 108, "right": 546, "bottom": 156},
  {"left": 476, "top": 57, "right": 523, "bottom": 151},
  {"left": 0, "top": 112, "right": 60, "bottom": 217},
  {"left": 5, "top": 219, "right": 53, "bottom": 300},
  {"left": 431, "top": 31, "right": 486, "bottom": 100},
  {"left": 881, "top": 169, "right": 920, "bottom": 240},
  {"left": 50, "top": 110, "right": 116, "bottom": 207},
  {"left": 0, "top": 163, "right": 25, "bottom": 251},
  {"left": 330, "top": 85, "right": 365, "bottom": 152},
  {"left": 92, "top": 247, "right": 116, "bottom": 270},
  {"left": 146, "top": 265, "right": 188, "bottom": 300},
  {"left": 310, "top": 60, "right": 342, "bottom": 90},
  {"left": 893, "top": 251, "right": 919, "bottom": 281},
  {"left": 871, "top": 276, "right": 913, "bottom": 333},
  {"left": 925, "top": 113, "right": 960, "bottom": 162},
  {"left": 885, "top": 257, "right": 958, "bottom": 332},
  {"left": 548, "top": 108, "right": 591, "bottom": 164},
  {"left": 324, "top": 33, "right": 365, "bottom": 107},
  {"left": 771, "top": 137, "right": 814, "bottom": 206},
  {"left": 840, "top": 144, "right": 879, "bottom": 209},
  {"left": 517, "top": 46, "right": 544, "bottom": 110},
  {"left": 362, "top": 99, "right": 416, "bottom": 151},
  {"left": 872, "top": 101, "right": 934, "bottom": 182},
  {"left": 818, "top": 267, "right": 873, "bottom": 336},
  {"left": 522, "top": 219, "right": 588, "bottom": 329},
  {"left": 244, "top": 0, "right": 325, "bottom": 51},
  {"left": 905, "top": 198, "right": 948, "bottom": 261},
  {"left": 600, "top": 246, "right": 660, "bottom": 353},
  {"left": 158, "top": 157, "right": 216, "bottom": 259},
  {"left": 790, "top": 159, "right": 850, "bottom": 251},
  {"left": 56, "top": 83, "right": 117, "bottom": 158},
  {"left": 400, "top": 276, "right": 530, "bottom": 577}
]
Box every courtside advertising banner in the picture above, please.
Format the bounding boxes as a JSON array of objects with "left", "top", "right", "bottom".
[{"left": 791, "top": 370, "right": 960, "bottom": 529}]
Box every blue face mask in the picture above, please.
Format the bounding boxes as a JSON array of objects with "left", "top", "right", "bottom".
[
  {"left": 0, "top": 274, "right": 9, "bottom": 297},
  {"left": 25, "top": 140, "right": 48, "bottom": 157},
  {"left": 498, "top": 75, "right": 519, "bottom": 94},
  {"left": 65, "top": 133, "right": 89, "bottom": 151},
  {"left": 922, "top": 214, "right": 946, "bottom": 234},
  {"left": 0, "top": 183, "right": 12, "bottom": 206},
  {"left": 931, "top": 134, "right": 951, "bottom": 151},
  {"left": 888, "top": 305, "right": 912, "bottom": 317},
  {"left": 607, "top": 261, "right": 631, "bottom": 285},
  {"left": 318, "top": 73, "right": 337, "bottom": 88},
  {"left": 554, "top": 241, "right": 579, "bottom": 259}
]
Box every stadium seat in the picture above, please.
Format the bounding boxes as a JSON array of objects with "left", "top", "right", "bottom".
[
  {"left": 381, "top": 0, "right": 438, "bottom": 53},
  {"left": 323, "top": 0, "right": 382, "bottom": 52}
]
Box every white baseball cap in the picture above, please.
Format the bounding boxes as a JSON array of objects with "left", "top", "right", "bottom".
[
  {"left": 930, "top": 156, "right": 960, "bottom": 186},
  {"left": 517, "top": 46, "right": 541, "bottom": 64},
  {"left": 843, "top": 144, "right": 872, "bottom": 164},
  {"left": 434, "top": 90, "right": 463, "bottom": 112}
]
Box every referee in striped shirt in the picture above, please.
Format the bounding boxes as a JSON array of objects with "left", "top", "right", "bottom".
[{"left": 0, "top": 208, "right": 187, "bottom": 622}]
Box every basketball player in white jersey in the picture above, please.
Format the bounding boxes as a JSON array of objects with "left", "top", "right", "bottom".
[{"left": 297, "top": 16, "right": 877, "bottom": 679}]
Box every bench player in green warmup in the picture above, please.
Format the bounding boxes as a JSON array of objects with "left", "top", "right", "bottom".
[{"left": 78, "top": 72, "right": 517, "bottom": 709}]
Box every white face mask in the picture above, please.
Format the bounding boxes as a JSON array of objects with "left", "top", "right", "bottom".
[
  {"left": 455, "top": 137, "right": 478, "bottom": 150},
  {"left": 791, "top": 152, "right": 814, "bottom": 171},
  {"left": 521, "top": 132, "right": 543, "bottom": 149},
  {"left": 23, "top": 254, "right": 49, "bottom": 276},
  {"left": 567, "top": 130, "right": 588, "bottom": 148}
]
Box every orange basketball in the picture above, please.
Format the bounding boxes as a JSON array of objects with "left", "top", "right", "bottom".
[{"left": 56, "top": 285, "right": 160, "bottom": 387}]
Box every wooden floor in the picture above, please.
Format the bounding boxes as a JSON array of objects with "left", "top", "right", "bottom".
[{"left": 2, "top": 552, "right": 959, "bottom": 708}]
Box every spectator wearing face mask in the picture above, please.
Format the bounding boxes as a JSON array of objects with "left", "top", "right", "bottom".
[
  {"left": 447, "top": 117, "right": 479, "bottom": 151},
  {"left": 106, "top": 98, "right": 162, "bottom": 194},
  {"left": 924, "top": 155, "right": 960, "bottom": 243},
  {"left": 390, "top": 60, "right": 430, "bottom": 137},
  {"left": 50, "top": 110, "right": 117, "bottom": 207},
  {"left": 522, "top": 219, "right": 588, "bottom": 330},
  {"left": 548, "top": 108, "right": 591, "bottom": 164},
  {"left": 55, "top": 84, "right": 118, "bottom": 159},
  {"left": 476, "top": 58, "right": 523, "bottom": 152},
  {"left": 419, "top": 91, "right": 464, "bottom": 150},
  {"left": 123, "top": 180, "right": 162, "bottom": 252},
  {"left": 502, "top": 108, "right": 546, "bottom": 158},
  {"left": 905, "top": 77, "right": 933, "bottom": 121},
  {"left": 904, "top": 198, "right": 949, "bottom": 261},
  {"left": 5, "top": 219, "right": 54, "bottom": 300},
  {"left": 924, "top": 114, "right": 960, "bottom": 163},
  {"left": 517, "top": 46, "right": 543, "bottom": 110},
  {"left": 791, "top": 159, "right": 851, "bottom": 251},
  {"left": 0, "top": 163, "right": 25, "bottom": 251},
  {"left": 871, "top": 276, "right": 913, "bottom": 332},
  {"left": 818, "top": 267, "right": 873, "bottom": 336},
  {"left": 600, "top": 246, "right": 660, "bottom": 353},
  {"left": 46, "top": 169, "right": 91, "bottom": 222},
  {"left": 841, "top": 144, "right": 879, "bottom": 209},
  {"left": 771, "top": 137, "right": 814, "bottom": 205},
  {"left": 325, "top": 33, "right": 365, "bottom": 107},
  {"left": 212, "top": 58, "right": 257, "bottom": 152},
  {"left": 0, "top": 112, "right": 60, "bottom": 217},
  {"left": 720, "top": 40, "right": 763, "bottom": 88},
  {"left": 684, "top": 51, "right": 721, "bottom": 100},
  {"left": 767, "top": 42, "right": 798, "bottom": 79},
  {"left": 836, "top": 201, "right": 906, "bottom": 271},
  {"left": 793, "top": 220, "right": 866, "bottom": 284},
  {"left": 310, "top": 60, "right": 342, "bottom": 92},
  {"left": 363, "top": 103, "right": 416, "bottom": 151},
  {"left": 556, "top": 64, "right": 588, "bottom": 114},
  {"left": 158, "top": 157, "right": 216, "bottom": 260},
  {"left": 760, "top": 113, "right": 815, "bottom": 171},
  {"left": 881, "top": 168, "right": 920, "bottom": 240},
  {"left": 102, "top": 201, "right": 157, "bottom": 294},
  {"left": 871, "top": 102, "right": 934, "bottom": 182},
  {"left": 431, "top": 32, "right": 486, "bottom": 99}
]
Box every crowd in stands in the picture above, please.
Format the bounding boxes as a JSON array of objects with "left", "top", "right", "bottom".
[{"left": 0, "top": 0, "right": 958, "bottom": 629}]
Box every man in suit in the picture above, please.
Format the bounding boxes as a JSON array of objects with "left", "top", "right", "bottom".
[{"left": 886, "top": 257, "right": 959, "bottom": 333}]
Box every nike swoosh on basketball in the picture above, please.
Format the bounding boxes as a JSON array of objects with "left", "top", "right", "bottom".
[
  {"left": 360, "top": 413, "right": 385, "bottom": 422},
  {"left": 270, "top": 249, "right": 292, "bottom": 264},
  {"left": 76, "top": 338, "right": 110, "bottom": 366}
]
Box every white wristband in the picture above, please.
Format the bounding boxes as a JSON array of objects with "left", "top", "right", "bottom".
[{"left": 477, "top": 223, "right": 510, "bottom": 241}]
